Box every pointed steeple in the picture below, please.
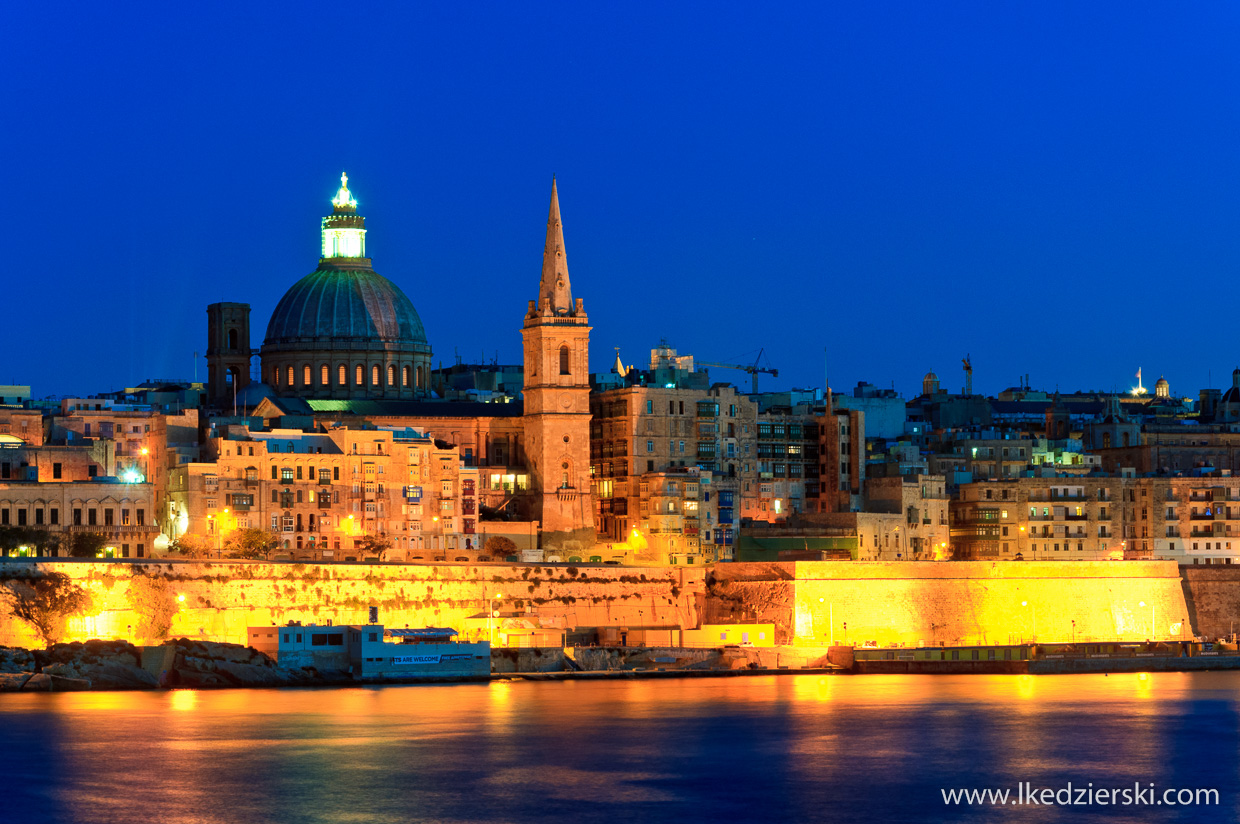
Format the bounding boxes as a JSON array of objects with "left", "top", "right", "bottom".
[{"left": 540, "top": 178, "right": 573, "bottom": 313}]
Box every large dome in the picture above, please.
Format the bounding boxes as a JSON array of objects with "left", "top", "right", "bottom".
[
  {"left": 263, "top": 263, "right": 428, "bottom": 349},
  {"left": 258, "top": 174, "right": 434, "bottom": 400}
]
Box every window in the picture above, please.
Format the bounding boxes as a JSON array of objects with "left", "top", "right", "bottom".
[
  {"left": 647, "top": 440, "right": 654, "bottom": 453},
  {"left": 646, "top": 400, "right": 653, "bottom": 414},
  {"left": 356, "top": 365, "right": 364, "bottom": 385},
  {"left": 372, "top": 364, "right": 380, "bottom": 386},
  {"left": 559, "top": 345, "right": 570, "bottom": 375},
  {"left": 53, "top": 463, "right": 62, "bottom": 479},
  {"left": 287, "top": 366, "right": 294, "bottom": 386},
  {"left": 403, "top": 365, "right": 410, "bottom": 387},
  {"left": 282, "top": 468, "right": 294, "bottom": 482}
]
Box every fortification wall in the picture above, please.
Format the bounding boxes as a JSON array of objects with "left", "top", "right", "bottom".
[
  {"left": 0, "top": 559, "right": 1198, "bottom": 651},
  {"left": 710, "top": 561, "right": 1193, "bottom": 646},
  {"left": 1180, "top": 566, "right": 1240, "bottom": 639},
  {"left": 0, "top": 561, "right": 705, "bottom": 649}
]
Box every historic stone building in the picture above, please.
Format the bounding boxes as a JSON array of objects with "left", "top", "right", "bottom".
[
  {"left": 200, "top": 176, "right": 595, "bottom": 554},
  {"left": 520, "top": 180, "right": 595, "bottom": 548}
]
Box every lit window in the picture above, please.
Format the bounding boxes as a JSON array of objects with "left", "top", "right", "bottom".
[
  {"left": 372, "top": 365, "right": 380, "bottom": 386},
  {"left": 287, "top": 366, "right": 294, "bottom": 386},
  {"left": 321, "top": 364, "right": 329, "bottom": 385},
  {"left": 402, "top": 365, "right": 410, "bottom": 387},
  {"left": 356, "top": 365, "right": 364, "bottom": 385},
  {"left": 387, "top": 365, "right": 396, "bottom": 386},
  {"left": 303, "top": 365, "right": 311, "bottom": 385}
]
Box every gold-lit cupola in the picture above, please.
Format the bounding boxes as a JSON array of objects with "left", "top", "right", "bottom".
[{"left": 321, "top": 172, "right": 368, "bottom": 262}]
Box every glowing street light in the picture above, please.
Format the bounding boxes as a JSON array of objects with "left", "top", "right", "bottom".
[
  {"left": 489, "top": 593, "right": 505, "bottom": 648},
  {"left": 1021, "top": 600, "right": 1038, "bottom": 643}
]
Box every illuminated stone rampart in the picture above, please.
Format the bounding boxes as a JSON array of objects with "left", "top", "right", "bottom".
[
  {"left": 0, "top": 561, "right": 704, "bottom": 648},
  {"left": 708, "top": 561, "right": 1194, "bottom": 647},
  {"left": 0, "top": 559, "right": 1197, "bottom": 651}
]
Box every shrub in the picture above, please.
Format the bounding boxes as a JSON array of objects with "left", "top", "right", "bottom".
[{"left": 126, "top": 573, "right": 178, "bottom": 642}]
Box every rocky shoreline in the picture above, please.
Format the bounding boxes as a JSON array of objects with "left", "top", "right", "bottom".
[{"left": 0, "top": 639, "right": 350, "bottom": 691}]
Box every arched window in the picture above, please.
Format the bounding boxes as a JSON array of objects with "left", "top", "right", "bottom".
[
  {"left": 559, "top": 345, "right": 570, "bottom": 375},
  {"left": 387, "top": 365, "right": 395, "bottom": 386},
  {"left": 227, "top": 328, "right": 238, "bottom": 350},
  {"left": 321, "top": 364, "right": 329, "bottom": 385},
  {"left": 1103, "top": 432, "right": 1112, "bottom": 449},
  {"left": 272, "top": 367, "right": 279, "bottom": 386},
  {"left": 338, "top": 364, "right": 347, "bottom": 385},
  {"left": 416, "top": 366, "right": 424, "bottom": 388},
  {"left": 402, "top": 365, "right": 411, "bottom": 387},
  {"left": 372, "top": 365, "right": 380, "bottom": 386},
  {"left": 287, "top": 366, "right": 294, "bottom": 386},
  {"left": 1122, "top": 432, "right": 1130, "bottom": 448},
  {"left": 303, "top": 365, "right": 311, "bottom": 386},
  {"left": 355, "top": 365, "right": 364, "bottom": 385}
]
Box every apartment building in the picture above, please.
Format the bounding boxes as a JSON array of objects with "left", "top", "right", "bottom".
[
  {"left": 169, "top": 425, "right": 479, "bottom": 562},
  {"left": 591, "top": 384, "right": 758, "bottom": 545},
  {"left": 634, "top": 467, "right": 738, "bottom": 564},
  {"left": 865, "top": 474, "right": 951, "bottom": 559},
  {"left": 952, "top": 475, "right": 1240, "bottom": 564}
]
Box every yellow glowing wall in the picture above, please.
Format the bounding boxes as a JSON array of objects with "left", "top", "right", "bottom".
[
  {"left": 0, "top": 562, "right": 706, "bottom": 649},
  {"left": 709, "top": 560, "right": 1194, "bottom": 647},
  {"left": 682, "top": 624, "right": 775, "bottom": 648}
]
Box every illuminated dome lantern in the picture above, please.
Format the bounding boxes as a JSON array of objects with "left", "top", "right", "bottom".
[
  {"left": 1154, "top": 376, "right": 1170, "bottom": 399},
  {"left": 260, "top": 174, "right": 433, "bottom": 399},
  {"left": 922, "top": 370, "right": 940, "bottom": 396}
]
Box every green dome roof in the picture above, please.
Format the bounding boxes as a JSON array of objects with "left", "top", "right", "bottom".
[{"left": 263, "top": 263, "right": 430, "bottom": 353}]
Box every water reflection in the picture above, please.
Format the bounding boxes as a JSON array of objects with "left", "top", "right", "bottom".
[{"left": 0, "top": 673, "right": 1237, "bottom": 822}]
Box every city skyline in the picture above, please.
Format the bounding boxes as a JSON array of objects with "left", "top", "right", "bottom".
[{"left": 7, "top": 4, "right": 1240, "bottom": 399}]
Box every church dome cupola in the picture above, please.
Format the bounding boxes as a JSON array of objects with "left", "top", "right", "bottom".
[
  {"left": 260, "top": 174, "right": 433, "bottom": 400},
  {"left": 321, "top": 173, "right": 367, "bottom": 261}
]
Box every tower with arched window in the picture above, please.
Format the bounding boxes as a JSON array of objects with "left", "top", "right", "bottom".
[
  {"left": 520, "top": 180, "right": 596, "bottom": 548},
  {"left": 206, "top": 302, "right": 252, "bottom": 406}
]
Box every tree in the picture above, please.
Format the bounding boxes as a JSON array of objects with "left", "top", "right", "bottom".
[
  {"left": 167, "top": 534, "right": 212, "bottom": 559},
  {"left": 1, "top": 571, "right": 94, "bottom": 646},
  {"left": 0, "top": 527, "right": 62, "bottom": 557},
  {"left": 483, "top": 536, "right": 518, "bottom": 559},
  {"left": 69, "top": 532, "right": 109, "bottom": 558},
  {"left": 224, "top": 528, "right": 277, "bottom": 560},
  {"left": 354, "top": 534, "right": 393, "bottom": 562}
]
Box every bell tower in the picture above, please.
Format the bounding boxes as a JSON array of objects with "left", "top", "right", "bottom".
[
  {"left": 206, "top": 302, "right": 252, "bottom": 407},
  {"left": 521, "top": 180, "right": 596, "bottom": 550}
]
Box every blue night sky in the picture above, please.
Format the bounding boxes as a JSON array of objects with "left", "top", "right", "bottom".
[{"left": 5, "top": 3, "right": 1240, "bottom": 400}]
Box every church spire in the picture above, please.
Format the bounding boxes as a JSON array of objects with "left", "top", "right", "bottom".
[{"left": 539, "top": 178, "right": 573, "bottom": 313}]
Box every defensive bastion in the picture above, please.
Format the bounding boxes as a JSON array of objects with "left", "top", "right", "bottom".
[{"left": 0, "top": 560, "right": 1197, "bottom": 649}]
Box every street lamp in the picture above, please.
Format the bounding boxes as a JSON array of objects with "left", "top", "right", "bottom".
[{"left": 1021, "top": 600, "right": 1037, "bottom": 643}]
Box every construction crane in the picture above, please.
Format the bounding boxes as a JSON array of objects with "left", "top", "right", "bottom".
[
  {"left": 962, "top": 354, "right": 973, "bottom": 396},
  {"left": 697, "top": 349, "right": 779, "bottom": 394}
]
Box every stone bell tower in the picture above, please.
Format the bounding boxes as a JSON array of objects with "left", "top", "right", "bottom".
[
  {"left": 521, "top": 180, "right": 596, "bottom": 551},
  {"left": 206, "top": 302, "right": 252, "bottom": 407}
]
